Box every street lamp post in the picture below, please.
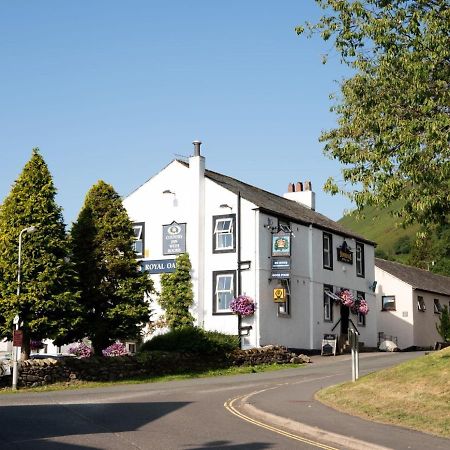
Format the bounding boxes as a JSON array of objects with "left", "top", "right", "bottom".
[{"left": 12, "top": 225, "right": 36, "bottom": 390}]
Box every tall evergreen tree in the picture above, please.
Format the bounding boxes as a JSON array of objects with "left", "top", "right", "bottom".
[
  {"left": 159, "top": 253, "right": 195, "bottom": 330},
  {"left": 0, "top": 149, "right": 80, "bottom": 359},
  {"left": 70, "top": 181, "right": 154, "bottom": 355}
]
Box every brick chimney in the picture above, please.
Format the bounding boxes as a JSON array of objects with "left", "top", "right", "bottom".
[{"left": 283, "top": 180, "right": 316, "bottom": 210}]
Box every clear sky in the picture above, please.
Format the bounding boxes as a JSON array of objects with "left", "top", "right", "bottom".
[{"left": 0, "top": 0, "right": 353, "bottom": 226}]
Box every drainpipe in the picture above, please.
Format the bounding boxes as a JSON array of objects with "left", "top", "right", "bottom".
[{"left": 237, "top": 191, "right": 242, "bottom": 348}]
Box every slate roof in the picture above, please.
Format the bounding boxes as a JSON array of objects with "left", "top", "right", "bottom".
[
  {"left": 200, "top": 165, "right": 375, "bottom": 245},
  {"left": 375, "top": 258, "right": 450, "bottom": 296}
]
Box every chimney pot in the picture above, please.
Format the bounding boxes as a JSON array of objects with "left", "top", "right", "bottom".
[
  {"left": 287, "top": 183, "right": 295, "bottom": 193},
  {"left": 192, "top": 140, "right": 202, "bottom": 156},
  {"left": 296, "top": 182, "right": 303, "bottom": 192}
]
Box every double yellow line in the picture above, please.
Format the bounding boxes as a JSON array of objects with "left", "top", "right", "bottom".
[{"left": 224, "top": 394, "right": 339, "bottom": 450}]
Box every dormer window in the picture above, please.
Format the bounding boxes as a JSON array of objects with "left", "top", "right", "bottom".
[{"left": 213, "top": 214, "right": 236, "bottom": 253}]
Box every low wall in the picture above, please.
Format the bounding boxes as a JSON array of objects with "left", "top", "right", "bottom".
[{"left": 12, "top": 345, "right": 310, "bottom": 388}]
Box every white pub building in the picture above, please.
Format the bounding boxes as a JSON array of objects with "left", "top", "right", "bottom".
[{"left": 124, "top": 142, "right": 377, "bottom": 351}]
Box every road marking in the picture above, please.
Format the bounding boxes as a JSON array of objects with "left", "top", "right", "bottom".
[{"left": 224, "top": 393, "right": 338, "bottom": 450}]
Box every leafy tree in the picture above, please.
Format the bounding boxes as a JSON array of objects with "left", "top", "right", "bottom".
[
  {"left": 394, "top": 236, "right": 412, "bottom": 255},
  {"left": 70, "top": 181, "right": 154, "bottom": 355},
  {"left": 297, "top": 0, "right": 450, "bottom": 230},
  {"left": 0, "top": 149, "right": 81, "bottom": 359},
  {"left": 436, "top": 305, "right": 450, "bottom": 342},
  {"left": 159, "top": 253, "right": 195, "bottom": 330}
]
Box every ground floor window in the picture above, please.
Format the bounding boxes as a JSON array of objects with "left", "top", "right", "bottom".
[
  {"left": 277, "top": 279, "right": 291, "bottom": 316},
  {"left": 213, "top": 271, "right": 235, "bottom": 314},
  {"left": 323, "top": 285, "right": 334, "bottom": 322},
  {"left": 357, "top": 291, "right": 366, "bottom": 326},
  {"left": 382, "top": 295, "right": 396, "bottom": 311},
  {"left": 434, "top": 299, "right": 443, "bottom": 314}
]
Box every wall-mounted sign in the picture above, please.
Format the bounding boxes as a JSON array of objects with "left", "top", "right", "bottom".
[
  {"left": 337, "top": 240, "right": 353, "bottom": 264},
  {"left": 270, "top": 271, "right": 290, "bottom": 279},
  {"left": 272, "top": 232, "right": 291, "bottom": 257},
  {"left": 271, "top": 257, "right": 291, "bottom": 270},
  {"left": 163, "top": 221, "right": 186, "bottom": 255},
  {"left": 139, "top": 259, "right": 176, "bottom": 274},
  {"left": 273, "top": 288, "right": 287, "bottom": 303}
]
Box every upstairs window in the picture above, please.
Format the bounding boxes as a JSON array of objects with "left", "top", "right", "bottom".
[
  {"left": 356, "top": 242, "right": 365, "bottom": 278},
  {"left": 382, "top": 295, "right": 396, "bottom": 311},
  {"left": 213, "top": 214, "right": 236, "bottom": 253},
  {"left": 213, "top": 271, "right": 235, "bottom": 314},
  {"left": 323, "top": 232, "right": 333, "bottom": 270},
  {"left": 417, "top": 296, "right": 426, "bottom": 312},
  {"left": 132, "top": 222, "right": 145, "bottom": 258},
  {"left": 434, "top": 299, "right": 442, "bottom": 314}
]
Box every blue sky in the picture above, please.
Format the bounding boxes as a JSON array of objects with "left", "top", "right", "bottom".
[{"left": 0, "top": 1, "right": 353, "bottom": 225}]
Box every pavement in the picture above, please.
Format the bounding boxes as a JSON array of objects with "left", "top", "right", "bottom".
[{"left": 229, "top": 352, "right": 450, "bottom": 449}]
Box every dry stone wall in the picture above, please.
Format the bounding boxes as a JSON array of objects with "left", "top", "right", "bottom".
[{"left": 11, "top": 345, "right": 310, "bottom": 388}]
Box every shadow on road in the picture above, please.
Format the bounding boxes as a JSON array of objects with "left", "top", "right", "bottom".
[
  {"left": 0, "top": 401, "right": 190, "bottom": 446},
  {"left": 187, "top": 441, "right": 274, "bottom": 449}
]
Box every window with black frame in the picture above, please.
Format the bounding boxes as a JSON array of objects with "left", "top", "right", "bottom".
[
  {"left": 213, "top": 271, "right": 235, "bottom": 314},
  {"left": 212, "top": 214, "right": 236, "bottom": 253},
  {"left": 132, "top": 222, "right": 145, "bottom": 258},
  {"left": 323, "top": 232, "right": 333, "bottom": 270},
  {"left": 323, "top": 285, "right": 334, "bottom": 322}
]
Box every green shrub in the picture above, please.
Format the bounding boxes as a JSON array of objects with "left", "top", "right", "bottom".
[{"left": 139, "top": 326, "right": 239, "bottom": 355}]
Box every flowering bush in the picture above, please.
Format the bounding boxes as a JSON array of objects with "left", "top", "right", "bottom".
[
  {"left": 68, "top": 342, "right": 93, "bottom": 358},
  {"left": 336, "top": 290, "right": 369, "bottom": 316},
  {"left": 102, "top": 342, "right": 128, "bottom": 357},
  {"left": 230, "top": 295, "right": 256, "bottom": 316}
]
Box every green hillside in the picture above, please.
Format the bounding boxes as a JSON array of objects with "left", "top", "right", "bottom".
[{"left": 338, "top": 202, "right": 419, "bottom": 263}]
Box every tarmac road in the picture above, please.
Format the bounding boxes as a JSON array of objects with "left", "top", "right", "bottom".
[{"left": 0, "top": 351, "right": 448, "bottom": 449}]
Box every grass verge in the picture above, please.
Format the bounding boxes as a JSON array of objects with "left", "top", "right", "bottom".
[
  {"left": 0, "top": 362, "right": 303, "bottom": 395},
  {"left": 316, "top": 348, "right": 450, "bottom": 438}
]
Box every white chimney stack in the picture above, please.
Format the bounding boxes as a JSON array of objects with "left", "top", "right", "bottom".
[{"left": 283, "top": 180, "right": 316, "bottom": 210}]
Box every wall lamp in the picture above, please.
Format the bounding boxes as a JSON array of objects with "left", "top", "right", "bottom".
[
  {"left": 219, "top": 203, "right": 232, "bottom": 210},
  {"left": 162, "top": 190, "right": 176, "bottom": 195}
]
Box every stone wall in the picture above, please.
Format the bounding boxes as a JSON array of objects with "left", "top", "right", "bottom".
[{"left": 9, "top": 345, "right": 310, "bottom": 388}]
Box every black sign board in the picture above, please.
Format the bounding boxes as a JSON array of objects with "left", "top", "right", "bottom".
[
  {"left": 321, "top": 334, "right": 337, "bottom": 356},
  {"left": 337, "top": 241, "right": 353, "bottom": 264},
  {"left": 270, "top": 270, "right": 290, "bottom": 279},
  {"left": 271, "top": 257, "right": 291, "bottom": 270}
]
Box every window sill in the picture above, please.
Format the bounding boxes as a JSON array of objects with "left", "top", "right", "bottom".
[{"left": 212, "top": 311, "right": 234, "bottom": 316}]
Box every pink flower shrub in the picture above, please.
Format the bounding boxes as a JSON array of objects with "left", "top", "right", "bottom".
[
  {"left": 68, "top": 342, "right": 93, "bottom": 358},
  {"left": 102, "top": 342, "right": 128, "bottom": 357},
  {"left": 230, "top": 295, "right": 256, "bottom": 316}
]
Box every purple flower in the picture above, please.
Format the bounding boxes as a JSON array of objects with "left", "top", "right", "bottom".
[
  {"left": 68, "top": 342, "right": 93, "bottom": 358},
  {"left": 102, "top": 342, "right": 128, "bottom": 357},
  {"left": 230, "top": 295, "right": 256, "bottom": 317}
]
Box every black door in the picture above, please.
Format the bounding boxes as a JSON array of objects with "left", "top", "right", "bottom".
[{"left": 340, "top": 304, "right": 349, "bottom": 335}]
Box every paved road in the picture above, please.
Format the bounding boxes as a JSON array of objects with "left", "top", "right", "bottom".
[{"left": 0, "top": 352, "right": 448, "bottom": 449}]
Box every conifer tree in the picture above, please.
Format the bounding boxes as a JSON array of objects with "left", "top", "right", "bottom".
[
  {"left": 0, "top": 149, "right": 80, "bottom": 359},
  {"left": 70, "top": 181, "right": 154, "bottom": 354},
  {"left": 159, "top": 253, "right": 195, "bottom": 329}
]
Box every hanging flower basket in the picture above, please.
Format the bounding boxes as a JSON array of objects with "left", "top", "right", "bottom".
[
  {"left": 230, "top": 295, "right": 256, "bottom": 317},
  {"left": 336, "top": 289, "right": 369, "bottom": 316}
]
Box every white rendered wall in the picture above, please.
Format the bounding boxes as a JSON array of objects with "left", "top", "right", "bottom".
[{"left": 375, "top": 267, "right": 415, "bottom": 348}]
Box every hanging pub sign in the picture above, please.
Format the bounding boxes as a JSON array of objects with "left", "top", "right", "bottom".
[
  {"left": 139, "top": 259, "right": 176, "bottom": 274},
  {"left": 163, "top": 221, "right": 186, "bottom": 255},
  {"left": 273, "top": 287, "right": 287, "bottom": 303},
  {"left": 337, "top": 240, "right": 353, "bottom": 264},
  {"left": 272, "top": 231, "right": 291, "bottom": 257}
]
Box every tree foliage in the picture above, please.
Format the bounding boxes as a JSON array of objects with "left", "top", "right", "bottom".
[
  {"left": 298, "top": 0, "right": 450, "bottom": 230},
  {"left": 436, "top": 305, "right": 450, "bottom": 342},
  {"left": 159, "top": 253, "right": 195, "bottom": 330},
  {"left": 0, "top": 149, "right": 80, "bottom": 359},
  {"left": 70, "top": 181, "right": 154, "bottom": 355}
]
